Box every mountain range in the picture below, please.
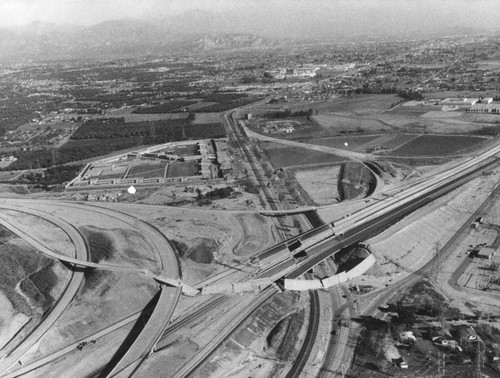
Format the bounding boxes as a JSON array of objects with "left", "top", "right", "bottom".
[
  {"left": 0, "top": 10, "right": 280, "bottom": 63},
  {"left": 0, "top": 8, "right": 495, "bottom": 63}
]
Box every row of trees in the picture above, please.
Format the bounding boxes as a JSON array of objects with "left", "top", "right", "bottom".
[
  {"left": 267, "top": 109, "right": 314, "bottom": 118},
  {"left": 8, "top": 164, "right": 84, "bottom": 189},
  {"left": 5, "top": 118, "right": 226, "bottom": 171}
]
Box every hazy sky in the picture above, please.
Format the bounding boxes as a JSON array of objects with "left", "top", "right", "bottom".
[{"left": 1, "top": 0, "right": 499, "bottom": 35}]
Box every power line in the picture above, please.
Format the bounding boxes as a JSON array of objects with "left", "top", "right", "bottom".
[
  {"left": 475, "top": 341, "right": 482, "bottom": 378},
  {"left": 437, "top": 350, "right": 445, "bottom": 377}
]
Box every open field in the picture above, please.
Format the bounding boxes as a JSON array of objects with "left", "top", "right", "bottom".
[
  {"left": 100, "top": 166, "right": 128, "bottom": 179},
  {"left": 169, "top": 144, "right": 198, "bottom": 156},
  {"left": 312, "top": 95, "right": 399, "bottom": 115},
  {"left": 248, "top": 116, "right": 324, "bottom": 140},
  {"left": 192, "top": 113, "right": 222, "bottom": 124},
  {"left": 183, "top": 101, "right": 217, "bottom": 111},
  {"left": 133, "top": 100, "right": 196, "bottom": 114},
  {"left": 307, "top": 135, "right": 381, "bottom": 152},
  {"left": 127, "top": 162, "right": 167, "bottom": 179},
  {"left": 313, "top": 113, "right": 394, "bottom": 134},
  {"left": 389, "top": 134, "right": 487, "bottom": 157},
  {"left": 294, "top": 165, "right": 341, "bottom": 205},
  {"left": 6, "top": 202, "right": 166, "bottom": 376},
  {"left": 390, "top": 105, "right": 438, "bottom": 117},
  {"left": 368, "top": 134, "right": 420, "bottom": 150},
  {"left": 105, "top": 112, "right": 189, "bottom": 122},
  {"left": 167, "top": 160, "right": 199, "bottom": 177},
  {"left": 94, "top": 202, "right": 278, "bottom": 284},
  {"left": 261, "top": 141, "right": 344, "bottom": 168}
]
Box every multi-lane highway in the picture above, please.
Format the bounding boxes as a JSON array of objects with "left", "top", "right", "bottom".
[
  {"left": 253, "top": 151, "right": 500, "bottom": 283},
  {"left": 1, "top": 116, "right": 499, "bottom": 378},
  {"left": 0, "top": 200, "right": 181, "bottom": 378},
  {"left": 0, "top": 207, "right": 87, "bottom": 376}
]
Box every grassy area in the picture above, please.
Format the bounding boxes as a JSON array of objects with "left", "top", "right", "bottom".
[
  {"left": 169, "top": 144, "right": 198, "bottom": 156},
  {"left": 132, "top": 100, "right": 196, "bottom": 113},
  {"left": 390, "top": 135, "right": 486, "bottom": 157},
  {"left": 318, "top": 94, "right": 399, "bottom": 113},
  {"left": 386, "top": 157, "right": 451, "bottom": 166},
  {"left": 127, "top": 163, "right": 167, "bottom": 179},
  {"left": 307, "top": 135, "right": 381, "bottom": 151},
  {"left": 261, "top": 142, "right": 343, "bottom": 168},
  {"left": 167, "top": 160, "right": 199, "bottom": 177}
]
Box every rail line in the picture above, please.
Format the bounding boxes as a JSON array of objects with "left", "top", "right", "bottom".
[
  {"left": 286, "top": 286, "right": 320, "bottom": 378},
  {"left": 225, "top": 111, "right": 294, "bottom": 240},
  {"left": 170, "top": 287, "right": 277, "bottom": 378}
]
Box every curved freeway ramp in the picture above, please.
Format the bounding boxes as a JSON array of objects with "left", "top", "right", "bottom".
[
  {"left": 0, "top": 207, "right": 87, "bottom": 375},
  {"left": 0, "top": 212, "right": 142, "bottom": 272},
  {"left": 0, "top": 200, "right": 182, "bottom": 378}
]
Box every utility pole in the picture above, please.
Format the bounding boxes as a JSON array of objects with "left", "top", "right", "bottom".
[
  {"left": 476, "top": 341, "right": 482, "bottom": 378},
  {"left": 437, "top": 350, "right": 446, "bottom": 377}
]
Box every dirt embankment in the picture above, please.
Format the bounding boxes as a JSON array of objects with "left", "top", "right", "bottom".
[{"left": 337, "top": 161, "right": 377, "bottom": 201}]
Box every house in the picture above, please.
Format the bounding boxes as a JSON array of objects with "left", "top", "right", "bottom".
[
  {"left": 441, "top": 339, "right": 463, "bottom": 352},
  {"left": 399, "top": 331, "right": 417, "bottom": 344},
  {"left": 456, "top": 326, "right": 478, "bottom": 345}
]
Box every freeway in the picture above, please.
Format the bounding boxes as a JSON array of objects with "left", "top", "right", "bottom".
[
  {"left": 0, "top": 199, "right": 181, "bottom": 378},
  {"left": 166, "top": 133, "right": 500, "bottom": 376},
  {"left": 170, "top": 287, "right": 277, "bottom": 378},
  {"left": 0, "top": 210, "right": 141, "bottom": 272},
  {"left": 325, "top": 184, "right": 500, "bottom": 377},
  {"left": 286, "top": 281, "right": 320, "bottom": 378},
  {"left": 287, "top": 156, "right": 500, "bottom": 278},
  {"left": 0, "top": 207, "right": 87, "bottom": 376},
  {"left": 6, "top": 296, "right": 230, "bottom": 378}
]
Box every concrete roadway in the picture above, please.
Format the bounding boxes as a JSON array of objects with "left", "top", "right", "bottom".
[
  {"left": 0, "top": 199, "right": 181, "bottom": 378},
  {"left": 0, "top": 206, "right": 87, "bottom": 376}
]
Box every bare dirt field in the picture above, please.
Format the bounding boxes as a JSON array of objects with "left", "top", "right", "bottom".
[
  {"left": 94, "top": 202, "right": 278, "bottom": 285},
  {"left": 294, "top": 165, "right": 341, "bottom": 205},
  {"left": 0, "top": 209, "right": 75, "bottom": 256}
]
